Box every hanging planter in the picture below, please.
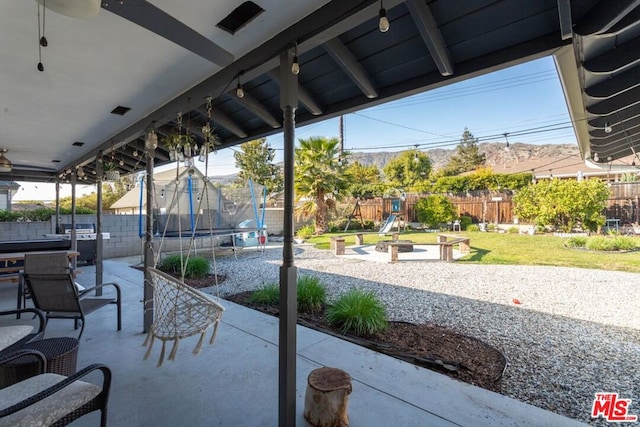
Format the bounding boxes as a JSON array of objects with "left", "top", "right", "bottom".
[
  {"left": 163, "top": 133, "right": 195, "bottom": 162},
  {"left": 103, "top": 162, "right": 120, "bottom": 181}
]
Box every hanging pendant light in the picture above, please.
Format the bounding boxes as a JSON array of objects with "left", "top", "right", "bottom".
[
  {"left": 0, "top": 148, "right": 12, "bottom": 173},
  {"left": 291, "top": 42, "right": 300, "bottom": 75},
  {"left": 236, "top": 76, "right": 245, "bottom": 98},
  {"left": 378, "top": 1, "right": 390, "bottom": 33}
]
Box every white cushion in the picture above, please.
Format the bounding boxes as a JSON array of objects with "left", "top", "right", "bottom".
[
  {"left": 0, "top": 326, "right": 33, "bottom": 351},
  {"left": 0, "top": 373, "right": 101, "bottom": 427}
]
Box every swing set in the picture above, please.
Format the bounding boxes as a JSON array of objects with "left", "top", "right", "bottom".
[{"left": 140, "top": 106, "right": 268, "bottom": 366}]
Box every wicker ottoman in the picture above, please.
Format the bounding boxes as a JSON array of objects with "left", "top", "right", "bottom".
[{"left": 0, "top": 337, "right": 79, "bottom": 388}]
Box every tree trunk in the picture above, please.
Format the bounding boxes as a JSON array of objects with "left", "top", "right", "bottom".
[{"left": 315, "top": 194, "right": 328, "bottom": 234}]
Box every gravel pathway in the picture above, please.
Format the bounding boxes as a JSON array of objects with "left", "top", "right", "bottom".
[{"left": 209, "top": 244, "right": 640, "bottom": 426}]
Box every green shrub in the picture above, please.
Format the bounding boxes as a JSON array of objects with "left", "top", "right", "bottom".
[
  {"left": 158, "top": 255, "right": 210, "bottom": 278},
  {"left": 297, "top": 275, "right": 326, "bottom": 314},
  {"left": 459, "top": 216, "right": 473, "bottom": 231},
  {"left": 249, "top": 283, "right": 280, "bottom": 305},
  {"left": 486, "top": 223, "right": 496, "bottom": 232},
  {"left": 467, "top": 224, "right": 480, "bottom": 232},
  {"left": 296, "top": 223, "right": 315, "bottom": 239},
  {"left": 415, "top": 195, "right": 456, "bottom": 228},
  {"left": 565, "top": 236, "right": 587, "bottom": 248},
  {"left": 158, "top": 254, "right": 183, "bottom": 274},
  {"left": 586, "top": 237, "right": 616, "bottom": 251},
  {"left": 184, "top": 256, "right": 210, "bottom": 278},
  {"left": 507, "top": 226, "right": 519, "bottom": 234},
  {"left": 611, "top": 236, "right": 637, "bottom": 251},
  {"left": 327, "top": 289, "right": 388, "bottom": 336}
]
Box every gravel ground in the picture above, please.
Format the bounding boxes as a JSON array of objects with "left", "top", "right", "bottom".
[{"left": 208, "top": 244, "right": 640, "bottom": 426}]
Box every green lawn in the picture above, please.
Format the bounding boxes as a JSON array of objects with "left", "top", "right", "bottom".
[{"left": 306, "top": 231, "right": 640, "bottom": 273}]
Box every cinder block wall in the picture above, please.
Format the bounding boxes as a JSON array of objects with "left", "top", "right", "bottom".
[{"left": 0, "top": 209, "right": 289, "bottom": 259}]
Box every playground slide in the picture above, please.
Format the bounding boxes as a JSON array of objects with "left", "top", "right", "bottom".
[{"left": 379, "top": 214, "right": 397, "bottom": 235}]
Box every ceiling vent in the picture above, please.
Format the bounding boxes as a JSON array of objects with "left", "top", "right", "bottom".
[
  {"left": 110, "top": 106, "right": 131, "bottom": 116},
  {"left": 217, "top": 1, "right": 264, "bottom": 35},
  {"left": 72, "top": 141, "right": 85, "bottom": 147}
]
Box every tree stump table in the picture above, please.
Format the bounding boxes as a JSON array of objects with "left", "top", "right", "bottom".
[{"left": 304, "top": 367, "right": 352, "bottom": 427}]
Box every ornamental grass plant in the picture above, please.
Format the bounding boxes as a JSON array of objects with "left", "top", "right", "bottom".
[
  {"left": 297, "top": 275, "right": 326, "bottom": 314},
  {"left": 327, "top": 288, "right": 388, "bottom": 336}
]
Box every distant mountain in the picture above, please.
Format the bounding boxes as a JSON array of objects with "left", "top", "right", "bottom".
[
  {"left": 206, "top": 142, "right": 580, "bottom": 182},
  {"left": 350, "top": 142, "right": 580, "bottom": 171}
]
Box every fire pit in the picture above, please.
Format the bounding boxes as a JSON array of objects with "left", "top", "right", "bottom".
[{"left": 375, "top": 240, "right": 414, "bottom": 253}]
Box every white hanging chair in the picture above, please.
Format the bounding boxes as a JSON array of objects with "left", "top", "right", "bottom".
[{"left": 143, "top": 268, "right": 225, "bottom": 367}]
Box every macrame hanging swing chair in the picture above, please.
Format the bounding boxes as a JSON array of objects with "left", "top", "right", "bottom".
[{"left": 142, "top": 105, "right": 225, "bottom": 367}]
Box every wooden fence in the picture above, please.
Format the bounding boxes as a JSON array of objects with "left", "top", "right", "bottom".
[{"left": 349, "top": 182, "right": 640, "bottom": 225}]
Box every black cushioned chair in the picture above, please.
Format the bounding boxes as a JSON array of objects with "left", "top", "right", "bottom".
[{"left": 22, "top": 253, "right": 121, "bottom": 340}]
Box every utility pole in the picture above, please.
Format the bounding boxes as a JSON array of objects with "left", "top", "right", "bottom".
[{"left": 338, "top": 115, "right": 344, "bottom": 154}]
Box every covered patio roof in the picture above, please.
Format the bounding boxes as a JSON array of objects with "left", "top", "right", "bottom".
[{"left": 1, "top": 0, "right": 638, "bottom": 184}]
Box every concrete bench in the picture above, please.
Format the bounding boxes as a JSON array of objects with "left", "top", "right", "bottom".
[
  {"left": 331, "top": 232, "right": 400, "bottom": 256},
  {"left": 437, "top": 234, "right": 470, "bottom": 261}
]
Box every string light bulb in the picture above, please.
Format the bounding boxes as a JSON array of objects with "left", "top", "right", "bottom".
[
  {"left": 378, "top": 1, "right": 390, "bottom": 33},
  {"left": 604, "top": 122, "right": 612, "bottom": 133},
  {"left": 503, "top": 133, "right": 510, "bottom": 150},
  {"left": 236, "top": 76, "right": 244, "bottom": 98},
  {"left": 291, "top": 42, "right": 300, "bottom": 75},
  {"left": 593, "top": 152, "right": 599, "bottom": 162}
]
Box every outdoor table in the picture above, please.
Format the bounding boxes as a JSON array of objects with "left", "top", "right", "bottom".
[{"left": 0, "top": 337, "right": 80, "bottom": 388}]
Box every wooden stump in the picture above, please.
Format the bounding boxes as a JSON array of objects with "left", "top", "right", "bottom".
[{"left": 304, "top": 367, "right": 352, "bottom": 427}]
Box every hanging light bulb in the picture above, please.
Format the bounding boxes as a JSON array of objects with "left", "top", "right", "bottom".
[
  {"left": 291, "top": 42, "right": 300, "bottom": 75},
  {"left": 145, "top": 129, "right": 158, "bottom": 150},
  {"left": 236, "top": 76, "right": 244, "bottom": 98},
  {"left": 593, "top": 152, "right": 599, "bottom": 162},
  {"left": 378, "top": 1, "right": 390, "bottom": 33},
  {"left": 604, "top": 122, "right": 612, "bottom": 134},
  {"left": 503, "top": 133, "right": 510, "bottom": 150}
]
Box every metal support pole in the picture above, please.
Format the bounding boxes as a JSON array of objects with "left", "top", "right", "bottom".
[
  {"left": 70, "top": 172, "right": 77, "bottom": 272},
  {"left": 96, "top": 156, "right": 103, "bottom": 295},
  {"left": 279, "top": 48, "right": 298, "bottom": 427},
  {"left": 55, "top": 179, "right": 61, "bottom": 234},
  {"left": 143, "top": 137, "right": 155, "bottom": 333}
]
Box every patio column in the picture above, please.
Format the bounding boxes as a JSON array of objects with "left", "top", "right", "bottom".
[
  {"left": 96, "top": 154, "right": 103, "bottom": 295},
  {"left": 55, "top": 178, "right": 60, "bottom": 234},
  {"left": 70, "top": 171, "right": 77, "bottom": 271},
  {"left": 279, "top": 48, "right": 298, "bottom": 427},
  {"left": 143, "top": 138, "right": 155, "bottom": 333}
]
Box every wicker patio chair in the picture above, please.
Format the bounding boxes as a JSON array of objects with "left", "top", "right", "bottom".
[
  {"left": 0, "top": 349, "right": 111, "bottom": 427},
  {"left": 17, "top": 250, "right": 72, "bottom": 315},
  {"left": 143, "top": 267, "right": 225, "bottom": 367},
  {"left": 0, "top": 308, "right": 46, "bottom": 353},
  {"left": 22, "top": 253, "right": 122, "bottom": 340}
]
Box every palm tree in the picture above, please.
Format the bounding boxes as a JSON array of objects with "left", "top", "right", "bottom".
[{"left": 295, "top": 136, "right": 349, "bottom": 234}]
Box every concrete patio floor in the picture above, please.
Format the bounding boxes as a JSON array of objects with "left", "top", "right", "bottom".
[{"left": 0, "top": 255, "right": 587, "bottom": 426}]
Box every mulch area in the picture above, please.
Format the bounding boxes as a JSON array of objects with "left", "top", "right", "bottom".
[{"left": 224, "top": 291, "right": 507, "bottom": 391}]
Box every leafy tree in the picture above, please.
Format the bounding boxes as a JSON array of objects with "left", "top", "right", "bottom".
[
  {"left": 415, "top": 194, "right": 456, "bottom": 228},
  {"left": 345, "top": 161, "right": 386, "bottom": 197},
  {"left": 233, "top": 138, "right": 284, "bottom": 195},
  {"left": 513, "top": 178, "right": 609, "bottom": 232},
  {"left": 295, "top": 136, "right": 350, "bottom": 234},
  {"left": 59, "top": 181, "right": 127, "bottom": 212},
  {"left": 443, "top": 128, "right": 485, "bottom": 175},
  {"left": 383, "top": 150, "right": 431, "bottom": 190},
  {"left": 420, "top": 168, "right": 533, "bottom": 194}
]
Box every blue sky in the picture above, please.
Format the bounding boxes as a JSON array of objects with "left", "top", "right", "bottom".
[
  {"left": 207, "top": 55, "right": 575, "bottom": 176},
  {"left": 16, "top": 56, "right": 575, "bottom": 200}
]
